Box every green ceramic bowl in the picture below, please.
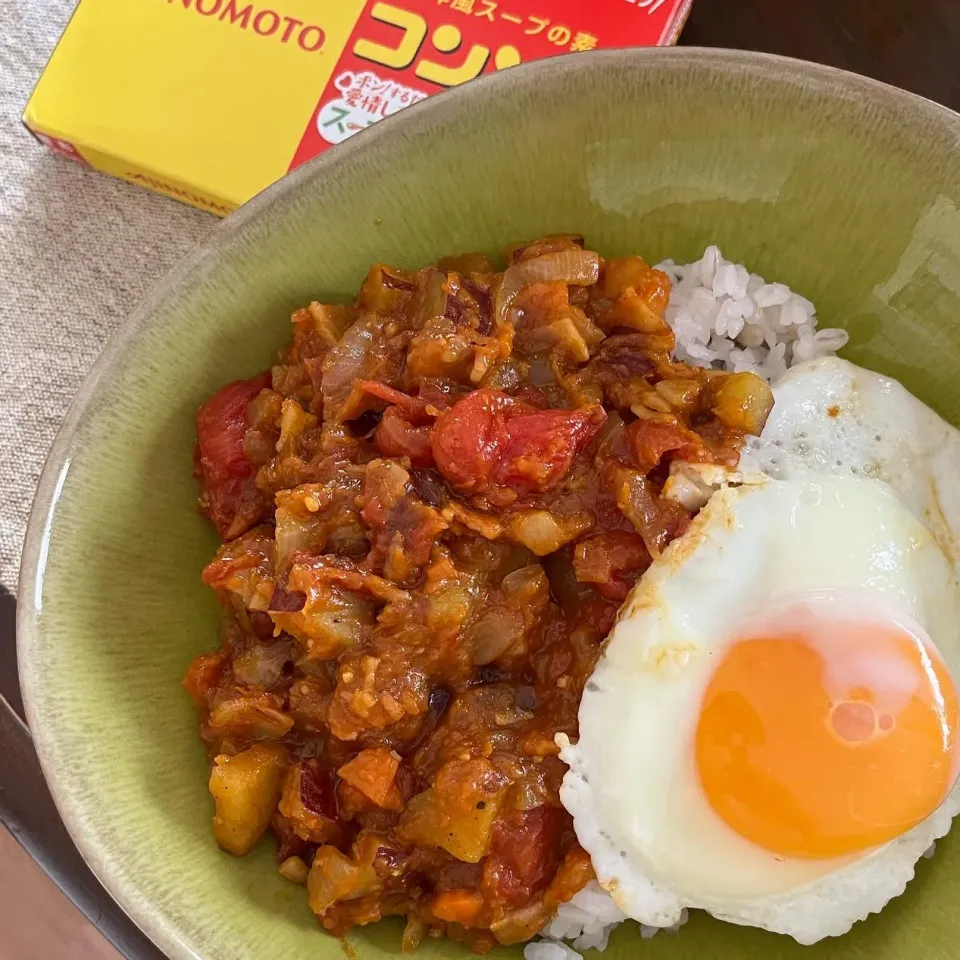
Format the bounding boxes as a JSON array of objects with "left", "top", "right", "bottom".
[{"left": 18, "top": 48, "right": 960, "bottom": 960}]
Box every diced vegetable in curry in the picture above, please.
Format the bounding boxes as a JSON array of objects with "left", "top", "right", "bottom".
[{"left": 186, "top": 236, "right": 773, "bottom": 952}]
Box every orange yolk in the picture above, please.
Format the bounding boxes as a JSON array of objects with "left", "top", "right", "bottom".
[{"left": 695, "top": 615, "right": 958, "bottom": 859}]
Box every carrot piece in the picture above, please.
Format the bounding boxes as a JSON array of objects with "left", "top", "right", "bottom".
[
  {"left": 431, "top": 889, "right": 484, "bottom": 925},
  {"left": 337, "top": 747, "right": 401, "bottom": 809}
]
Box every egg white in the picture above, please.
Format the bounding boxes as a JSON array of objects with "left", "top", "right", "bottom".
[
  {"left": 742, "top": 356, "right": 960, "bottom": 573},
  {"left": 561, "top": 475, "right": 960, "bottom": 943}
]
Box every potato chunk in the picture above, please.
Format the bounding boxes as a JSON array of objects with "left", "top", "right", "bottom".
[
  {"left": 708, "top": 371, "right": 774, "bottom": 435},
  {"left": 397, "top": 759, "right": 507, "bottom": 863},
  {"left": 209, "top": 744, "right": 288, "bottom": 855}
]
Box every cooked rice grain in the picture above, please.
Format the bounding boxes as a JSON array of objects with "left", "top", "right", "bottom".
[
  {"left": 656, "top": 246, "right": 848, "bottom": 381},
  {"left": 525, "top": 883, "right": 688, "bottom": 959}
]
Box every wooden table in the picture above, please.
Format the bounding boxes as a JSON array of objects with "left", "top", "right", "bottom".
[
  {"left": 2, "top": 2, "right": 958, "bottom": 955},
  {"left": 682, "top": 0, "right": 960, "bottom": 111}
]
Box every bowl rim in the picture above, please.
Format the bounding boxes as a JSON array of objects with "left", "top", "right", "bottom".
[{"left": 16, "top": 45, "right": 960, "bottom": 959}]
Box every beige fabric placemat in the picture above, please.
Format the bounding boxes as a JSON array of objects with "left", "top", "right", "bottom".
[{"left": 0, "top": 0, "right": 215, "bottom": 591}]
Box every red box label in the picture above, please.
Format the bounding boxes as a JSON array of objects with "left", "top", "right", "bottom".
[{"left": 289, "top": 0, "right": 690, "bottom": 170}]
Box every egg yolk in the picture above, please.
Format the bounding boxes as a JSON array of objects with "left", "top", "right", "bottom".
[{"left": 695, "top": 612, "right": 958, "bottom": 859}]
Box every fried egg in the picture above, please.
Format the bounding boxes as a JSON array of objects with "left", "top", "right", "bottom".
[
  {"left": 744, "top": 356, "right": 960, "bottom": 571},
  {"left": 562, "top": 469, "right": 960, "bottom": 941}
]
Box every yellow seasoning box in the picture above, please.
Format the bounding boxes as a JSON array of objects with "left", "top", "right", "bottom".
[{"left": 24, "top": 0, "right": 694, "bottom": 215}]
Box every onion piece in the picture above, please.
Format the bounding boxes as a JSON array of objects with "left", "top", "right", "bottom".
[
  {"left": 469, "top": 608, "right": 524, "bottom": 665},
  {"left": 495, "top": 250, "right": 601, "bottom": 325},
  {"left": 500, "top": 564, "right": 547, "bottom": 598},
  {"left": 416, "top": 268, "right": 449, "bottom": 328},
  {"left": 512, "top": 777, "right": 548, "bottom": 811},
  {"left": 504, "top": 509, "right": 593, "bottom": 556},
  {"left": 320, "top": 318, "right": 374, "bottom": 412},
  {"left": 402, "top": 916, "right": 426, "bottom": 953},
  {"left": 308, "top": 844, "right": 381, "bottom": 914},
  {"left": 662, "top": 462, "right": 733, "bottom": 511}
]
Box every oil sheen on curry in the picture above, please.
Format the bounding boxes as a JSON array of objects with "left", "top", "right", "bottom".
[{"left": 185, "top": 236, "right": 960, "bottom": 953}]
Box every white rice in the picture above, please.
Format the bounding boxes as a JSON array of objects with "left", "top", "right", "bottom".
[
  {"left": 655, "top": 246, "right": 849, "bottom": 381},
  {"left": 524, "top": 883, "right": 688, "bottom": 960},
  {"left": 526, "top": 248, "right": 849, "bottom": 960}
]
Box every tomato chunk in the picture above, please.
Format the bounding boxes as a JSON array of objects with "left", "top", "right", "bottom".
[
  {"left": 431, "top": 389, "right": 605, "bottom": 495},
  {"left": 183, "top": 649, "right": 228, "bottom": 708},
  {"left": 483, "top": 806, "right": 564, "bottom": 907},
  {"left": 494, "top": 406, "right": 606, "bottom": 492},
  {"left": 429, "top": 389, "right": 517, "bottom": 493},
  {"left": 300, "top": 759, "right": 340, "bottom": 821},
  {"left": 195, "top": 372, "right": 271, "bottom": 538},
  {"left": 355, "top": 379, "right": 427, "bottom": 418},
  {"left": 625, "top": 417, "right": 709, "bottom": 472},
  {"left": 573, "top": 531, "right": 651, "bottom": 601},
  {"left": 375, "top": 405, "right": 435, "bottom": 467}
]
